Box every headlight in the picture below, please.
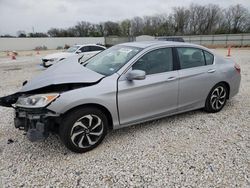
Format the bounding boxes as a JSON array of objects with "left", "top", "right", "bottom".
[{"left": 15, "top": 93, "right": 59, "bottom": 108}]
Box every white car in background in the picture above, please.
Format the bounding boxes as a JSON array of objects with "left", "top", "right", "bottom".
[{"left": 41, "top": 44, "right": 106, "bottom": 67}]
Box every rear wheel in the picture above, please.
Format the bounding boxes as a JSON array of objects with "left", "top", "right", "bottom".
[
  {"left": 59, "top": 107, "right": 108, "bottom": 153},
  {"left": 204, "top": 83, "right": 228, "bottom": 113}
]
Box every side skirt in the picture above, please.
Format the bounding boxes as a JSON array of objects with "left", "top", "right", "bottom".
[{"left": 114, "top": 105, "right": 204, "bottom": 130}]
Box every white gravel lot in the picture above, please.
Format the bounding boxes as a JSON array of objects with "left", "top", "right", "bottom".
[{"left": 0, "top": 49, "right": 249, "bottom": 187}]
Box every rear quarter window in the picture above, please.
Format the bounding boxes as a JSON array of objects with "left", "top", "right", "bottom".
[{"left": 204, "top": 51, "right": 214, "bottom": 65}]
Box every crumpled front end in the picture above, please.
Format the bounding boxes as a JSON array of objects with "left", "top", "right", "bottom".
[
  {"left": 0, "top": 57, "right": 105, "bottom": 142},
  {"left": 0, "top": 91, "right": 63, "bottom": 142},
  {"left": 14, "top": 107, "right": 60, "bottom": 142},
  {"left": 0, "top": 93, "right": 61, "bottom": 141}
]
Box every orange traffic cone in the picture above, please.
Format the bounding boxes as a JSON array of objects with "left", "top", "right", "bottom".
[{"left": 227, "top": 46, "right": 231, "bottom": 57}]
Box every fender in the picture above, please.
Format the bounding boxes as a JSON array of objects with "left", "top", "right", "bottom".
[{"left": 0, "top": 80, "right": 103, "bottom": 108}]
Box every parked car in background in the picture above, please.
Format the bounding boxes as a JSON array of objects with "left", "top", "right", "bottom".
[
  {"left": 157, "top": 36, "right": 185, "bottom": 42},
  {"left": 41, "top": 44, "right": 106, "bottom": 67},
  {"left": 0, "top": 41, "right": 241, "bottom": 153}
]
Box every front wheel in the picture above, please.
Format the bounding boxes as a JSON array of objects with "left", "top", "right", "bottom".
[
  {"left": 204, "top": 83, "right": 228, "bottom": 113},
  {"left": 59, "top": 107, "right": 108, "bottom": 153}
]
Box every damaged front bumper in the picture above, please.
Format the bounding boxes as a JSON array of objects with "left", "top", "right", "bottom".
[
  {"left": 14, "top": 108, "right": 60, "bottom": 142},
  {"left": 0, "top": 93, "right": 61, "bottom": 142}
]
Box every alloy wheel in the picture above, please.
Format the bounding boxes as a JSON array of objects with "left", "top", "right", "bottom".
[
  {"left": 70, "top": 114, "right": 104, "bottom": 148},
  {"left": 210, "top": 86, "right": 227, "bottom": 110}
]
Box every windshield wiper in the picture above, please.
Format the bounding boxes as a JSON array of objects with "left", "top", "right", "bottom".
[{"left": 79, "top": 51, "right": 102, "bottom": 65}]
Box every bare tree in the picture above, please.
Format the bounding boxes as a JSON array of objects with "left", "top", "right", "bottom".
[
  {"left": 74, "top": 21, "right": 91, "bottom": 37},
  {"left": 131, "top": 17, "right": 144, "bottom": 36},
  {"left": 154, "top": 14, "right": 173, "bottom": 36},
  {"left": 225, "top": 4, "right": 249, "bottom": 33},
  {"left": 120, "top": 20, "right": 131, "bottom": 36},
  {"left": 172, "top": 7, "right": 190, "bottom": 35},
  {"left": 203, "top": 4, "right": 221, "bottom": 34},
  {"left": 88, "top": 24, "right": 103, "bottom": 37},
  {"left": 104, "top": 21, "right": 121, "bottom": 36},
  {"left": 188, "top": 4, "right": 205, "bottom": 34},
  {"left": 45, "top": 3, "right": 250, "bottom": 37},
  {"left": 48, "top": 28, "right": 60, "bottom": 37}
]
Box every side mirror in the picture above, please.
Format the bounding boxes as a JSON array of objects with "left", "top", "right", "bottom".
[
  {"left": 75, "top": 50, "right": 81, "bottom": 54},
  {"left": 127, "top": 70, "right": 146, "bottom": 81}
]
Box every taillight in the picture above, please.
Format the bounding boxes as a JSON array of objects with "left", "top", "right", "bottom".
[{"left": 234, "top": 63, "right": 241, "bottom": 74}]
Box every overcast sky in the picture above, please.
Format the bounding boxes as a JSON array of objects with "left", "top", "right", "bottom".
[{"left": 0, "top": 0, "right": 250, "bottom": 35}]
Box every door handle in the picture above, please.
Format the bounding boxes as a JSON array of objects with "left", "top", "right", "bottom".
[
  {"left": 207, "top": 69, "right": 216, "bottom": 73},
  {"left": 166, "top": 76, "right": 176, "bottom": 81}
]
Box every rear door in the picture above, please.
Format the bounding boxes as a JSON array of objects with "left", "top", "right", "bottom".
[
  {"left": 176, "top": 47, "right": 217, "bottom": 111},
  {"left": 118, "top": 47, "right": 179, "bottom": 125}
]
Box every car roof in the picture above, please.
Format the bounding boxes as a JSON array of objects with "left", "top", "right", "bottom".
[
  {"left": 75, "top": 44, "right": 105, "bottom": 48},
  {"left": 120, "top": 41, "right": 208, "bottom": 51}
]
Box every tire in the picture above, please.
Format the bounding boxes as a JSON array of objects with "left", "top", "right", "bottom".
[
  {"left": 59, "top": 107, "right": 108, "bottom": 153},
  {"left": 204, "top": 83, "right": 228, "bottom": 113}
]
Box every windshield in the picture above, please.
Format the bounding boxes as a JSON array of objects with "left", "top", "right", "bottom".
[
  {"left": 66, "top": 46, "right": 79, "bottom": 53},
  {"left": 84, "top": 45, "right": 142, "bottom": 76}
]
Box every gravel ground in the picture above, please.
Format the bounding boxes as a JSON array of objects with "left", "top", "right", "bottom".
[{"left": 0, "top": 49, "right": 249, "bottom": 187}]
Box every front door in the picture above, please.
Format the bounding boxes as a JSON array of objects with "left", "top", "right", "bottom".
[{"left": 118, "top": 48, "right": 179, "bottom": 125}]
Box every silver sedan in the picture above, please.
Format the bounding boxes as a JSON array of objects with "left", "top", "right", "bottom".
[{"left": 0, "top": 41, "right": 241, "bottom": 153}]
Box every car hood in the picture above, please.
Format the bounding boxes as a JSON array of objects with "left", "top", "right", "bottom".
[
  {"left": 42, "top": 52, "right": 74, "bottom": 60},
  {"left": 20, "top": 56, "right": 104, "bottom": 92}
]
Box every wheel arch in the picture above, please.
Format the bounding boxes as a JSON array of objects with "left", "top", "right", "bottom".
[{"left": 62, "top": 103, "right": 114, "bottom": 131}]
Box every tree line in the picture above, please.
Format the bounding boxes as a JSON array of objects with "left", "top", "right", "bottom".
[{"left": 1, "top": 4, "right": 250, "bottom": 38}]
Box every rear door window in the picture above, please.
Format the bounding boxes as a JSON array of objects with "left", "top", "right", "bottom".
[{"left": 177, "top": 47, "right": 206, "bottom": 69}]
